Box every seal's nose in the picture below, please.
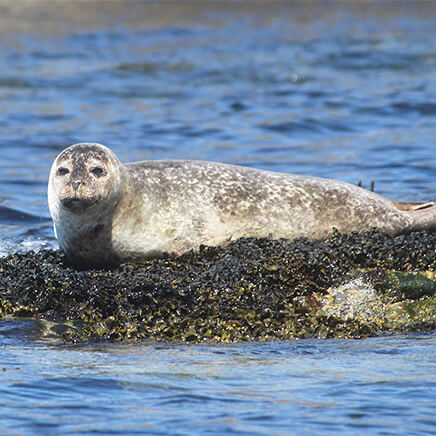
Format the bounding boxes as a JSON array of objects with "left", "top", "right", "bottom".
[{"left": 72, "top": 181, "right": 81, "bottom": 191}]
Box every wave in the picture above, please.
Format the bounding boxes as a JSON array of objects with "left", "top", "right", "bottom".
[{"left": 0, "top": 204, "right": 50, "bottom": 226}]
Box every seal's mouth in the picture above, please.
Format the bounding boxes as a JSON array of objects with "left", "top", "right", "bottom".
[{"left": 61, "top": 198, "right": 94, "bottom": 212}]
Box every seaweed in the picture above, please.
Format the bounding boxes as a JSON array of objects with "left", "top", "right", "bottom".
[{"left": 0, "top": 229, "right": 435, "bottom": 343}]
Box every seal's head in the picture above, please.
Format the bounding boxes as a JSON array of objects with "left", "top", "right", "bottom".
[{"left": 48, "top": 143, "right": 125, "bottom": 215}]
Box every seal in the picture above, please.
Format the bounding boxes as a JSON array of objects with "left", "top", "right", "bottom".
[{"left": 48, "top": 143, "right": 436, "bottom": 268}]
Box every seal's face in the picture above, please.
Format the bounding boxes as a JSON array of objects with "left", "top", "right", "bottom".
[{"left": 48, "top": 143, "right": 124, "bottom": 214}]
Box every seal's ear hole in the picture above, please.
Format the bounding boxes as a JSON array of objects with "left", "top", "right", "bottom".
[
  {"left": 90, "top": 166, "right": 104, "bottom": 177},
  {"left": 57, "top": 167, "right": 69, "bottom": 176}
]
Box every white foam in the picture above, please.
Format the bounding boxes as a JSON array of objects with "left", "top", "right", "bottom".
[{"left": 0, "top": 234, "right": 57, "bottom": 257}]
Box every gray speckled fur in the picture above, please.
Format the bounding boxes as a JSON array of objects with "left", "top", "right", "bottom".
[{"left": 48, "top": 143, "right": 436, "bottom": 267}]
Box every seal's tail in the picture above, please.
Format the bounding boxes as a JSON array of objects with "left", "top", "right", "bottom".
[{"left": 393, "top": 201, "right": 436, "bottom": 233}]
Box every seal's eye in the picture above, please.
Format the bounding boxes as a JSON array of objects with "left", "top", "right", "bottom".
[
  {"left": 90, "top": 166, "right": 104, "bottom": 177},
  {"left": 57, "top": 167, "right": 69, "bottom": 176}
]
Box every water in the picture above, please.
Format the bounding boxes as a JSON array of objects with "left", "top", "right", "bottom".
[
  {"left": 1, "top": 327, "right": 435, "bottom": 436},
  {"left": 0, "top": 2, "right": 435, "bottom": 434}
]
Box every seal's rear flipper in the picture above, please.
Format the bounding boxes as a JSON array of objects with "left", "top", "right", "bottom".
[
  {"left": 392, "top": 201, "right": 434, "bottom": 211},
  {"left": 400, "top": 203, "right": 436, "bottom": 233}
]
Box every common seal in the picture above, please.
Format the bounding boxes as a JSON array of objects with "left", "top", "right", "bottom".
[{"left": 48, "top": 143, "right": 436, "bottom": 268}]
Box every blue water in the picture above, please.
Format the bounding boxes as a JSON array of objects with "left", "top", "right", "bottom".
[
  {"left": 0, "top": 2, "right": 435, "bottom": 434},
  {"left": 1, "top": 325, "right": 435, "bottom": 436}
]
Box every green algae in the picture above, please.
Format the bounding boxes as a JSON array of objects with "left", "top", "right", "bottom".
[
  {"left": 393, "top": 272, "right": 436, "bottom": 300},
  {"left": 0, "top": 230, "right": 435, "bottom": 343}
]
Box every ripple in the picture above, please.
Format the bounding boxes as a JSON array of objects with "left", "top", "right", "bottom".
[
  {"left": 116, "top": 61, "right": 194, "bottom": 74},
  {"left": 259, "top": 117, "right": 354, "bottom": 135},
  {"left": 0, "top": 204, "right": 47, "bottom": 225},
  {"left": 392, "top": 101, "right": 436, "bottom": 116},
  {"left": 0, "top": 77, "right": 33, "bottom": 88}
]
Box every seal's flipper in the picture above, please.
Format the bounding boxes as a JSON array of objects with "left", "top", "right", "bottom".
[
  {"left": 403, "top": 204, "right": 436, "bottom": 232},
  {"left": 411, "top": 202, "right": 434, "bottom": 211},
  {"left": 391, "top": 201, "right": 434, "bottom": 211}
]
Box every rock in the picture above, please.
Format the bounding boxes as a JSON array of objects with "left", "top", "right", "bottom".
[{"left": 0, "top": 230, "right": 435, "bottom": 343}]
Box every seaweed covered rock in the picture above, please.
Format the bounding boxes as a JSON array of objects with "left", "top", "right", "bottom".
[{"left": 0, "top": 230, "right": 435, "bottom": 343}]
